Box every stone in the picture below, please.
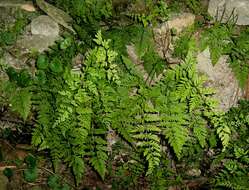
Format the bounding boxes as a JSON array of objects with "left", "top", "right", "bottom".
[
  {"left": 208, "top": 0, "right": 249, "bottom": 25},
  {"left": 16, "top": 34, "right": 58, "bottom": 53},
  {"left": 0, "top": 0, "right": 35, "bottom": 12},
  {"left": 15, "top": 15, "right": 60, "bottom": 54},
  {"left": 31, "top": 15, "right": 59, "bottom": 37},
  {"left": 36, "top": 0, "right": 75, "bottom": 33},
  {"left": 1, "top": 52, "right": 24, "bottom": 69},
  {"left": 197, "top": 48, "right": 244, "bottom": 111},
  {"left": 186, "top": 168, "right": 201, "bottom": 177},
  {"left": 197, "top": 48, "right": 216, "bottom": 81},
  {"left": 126, "top": 44, "right": 149, "bottom": 82},
  {"left": 167, "top": 13, "right": 195, "bottom": 34},
  {"left": 153, "top": 13, "right": 195, "bottom": 60}
]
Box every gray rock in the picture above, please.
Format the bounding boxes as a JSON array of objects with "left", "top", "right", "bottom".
[
  {"left": 2, "top": 52, "right": 25, "bottom": 69},
  {"left": 31, "top": 15, "right": 59, "bottom": 37},
  {"left": 208, "top": 0, "right": 249, "bottom": 25},
  {"left": 16, "top": 34, "right": 58, "bottom": 53},
  {"left": 0, "top": 0, "right": 35, "bottom": 12},
  {"left": 14, "top": 15, "right": 60, "bottom": 54},
  {"left": 197, "top": 48, "right": 244, "bottom": 111},
  {"left": 36, "top": 0, "right": 75, "bottom": 33},
  {"left": 197, "top": 48, "right": 216, "bottom": 81}
]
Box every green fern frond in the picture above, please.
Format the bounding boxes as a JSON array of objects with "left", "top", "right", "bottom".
[
  {"left": 10, "top": 88, "right": 32, "bottom": 120},
  {"left": 217, "top": 125, "right": 231, "bottom": 152},
  {"left": 71, "top": 156, "right": 85, "bottom": 185},
  {"left": 193, "top": 122, "right": 208, "bottom": 148},
  {"left": 89, "top": 136, "right": 108, "bottom": 180},
  {"left": 164, "top": 125, "right": 188, "bottom": 159},
  {"left": 31, "top": 128, "right": 43, "bottom": 147}
]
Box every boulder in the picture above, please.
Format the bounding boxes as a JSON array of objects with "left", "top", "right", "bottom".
[
  {"left": 197, "top": 48, "right": 244, "bottom": 111},
  {"left": 31, "top": 15, "right": 59, "bottom": 37},
  {"left": 15, "top": 15, "right": 60, "bottom": 53},
  {"left": 16, "top": 35, "right": 59, "bottom": 53},
  {"left": 208, "top": 0, "right": 249, "bottom": 25}
]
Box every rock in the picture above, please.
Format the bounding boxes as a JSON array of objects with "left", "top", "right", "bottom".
[
  {"left": 1, "top": 52, "right": 24, "bottom": 69},
  {"left": 186, "top": 168, "right": 201, "bottom": 177},
  {"left": 36, "top": 0, "right": 75, "bottom": 33},
  {"left": 153, "top": 13, "right": 195, "bottom": 60},
  {"left": 167, "top": 13, "right": 195, "bottom": 34},
  {"left": 31, "top": 15, "right": 59, "bottom": 37},
  {"left": 0, "top": 173, "right": 8, "bottom": 190},
  {"left": 126, "top": 44, "right": 150, "bottom": 83},
  {"left": 197, "top": 48, "right": 244, "bottom": 111},
  {"left": 0, "top": 0, "right": 35, "bottom": 11},
  {"left": 16, "top": 34, "right": 58, "bottom": 53},
  {"left": 197, "top": 48, "right": 216, "bottom": 81},
  {"left": 14, "top": 15, "right": 60, "bottom": 53},
  {"left": 208, "top": 0, "right": 249, "bottom": 25}
]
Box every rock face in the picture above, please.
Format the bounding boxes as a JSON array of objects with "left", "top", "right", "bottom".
[
  {"left": 197, "top": 48, "right": 244, "bottom": 111},
  {"left": 16, "top": 15, "right": 60, "bottom": 53},
  {"left": 16, "top": 35, "right": 59, "bottom": 53},
  {"left": 167, "top": 13, "right": 196, "bottom": 34},
  {"left": 153, "top": 13, "right": 195, "bottom": 59},
  {"left": 36, "top": 0, "right": 75, "bottom": 33},
  {"left": 31, "top": 15, "right": 59, "bottom": 37},
  {"left": 208, "top": 0, "right": 249, "bottom": 25},
  {"left": 0, "top": 0, "right": 36, "bottom": 12}
]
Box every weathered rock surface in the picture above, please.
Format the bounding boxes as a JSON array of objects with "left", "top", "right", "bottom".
[
  {"left": 36, "top": 0, "right": 75, "bottom": 33},
  {"left": 0, "top": 0, "right": 36, "bottom": 12},
  {"left": 16, "top": 35, "right": 58, "bottom": 53},
  {"left": 153, "top": 13, "right": 195, "bottom": 60},
  {"left": 1, "top": 52, "right": 25, "bottom": 69},
  {"left": 16, "top": 15, "right": 60, "bottom": 53},
  {"left": 208, "top": 0, "right": 249, "bottom": 25},
  {"left": 197, "top": 48, "right": 244, "bottom": 111},
  {"left": 31, "top": 15, "right": 59, "bottom": 37},
  {"left": 167, "top": 13, "right": 196, "bottom": 34}
]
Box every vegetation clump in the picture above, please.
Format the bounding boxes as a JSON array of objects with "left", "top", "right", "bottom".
[{"left": 0, "top": 0, "right": 249, "bottom": 189}]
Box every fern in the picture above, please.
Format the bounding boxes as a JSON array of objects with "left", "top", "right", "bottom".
[
  {"left": 131, "top": 98, "right": 161, "bottom": 175},
  {"left": 126, "top": 0, "right": 169, "bottom": 27},
  {"left": 227, "top": 28, "right": 249, "bottom": 88},
  {"left": 200, "top": 23, "right": 234, "bottom": 65},
  {"left": 214, "top": 160, "right": 249, "bottom": 189},
  {"left": 88, "top": 135, "right": 108, "bottom": 180},
  {"left": 210, "top": 113, "right": 231, "bottom": 151},
  {"left": 193, "top": 121, "right": 208, "bottom": 148},
  {"left": 0, "top": 77, "right": 32, "bottom": 121},
  {"left": 9, "top": 88, "right": 32, "bottom": 120}
]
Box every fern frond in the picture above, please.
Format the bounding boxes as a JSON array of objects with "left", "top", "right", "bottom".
[
  {"left": 217, "top": 125, "right": 231, "bottom": 152},
  {"left": 193, "top": 123, "right": 208, "bottom": 148},
  {"left": 89, "top": 136, "right": 108, "bottom": 180},
  {"left": 164, "top": 125, "right": 188, "bottom": 159},
  {"left": 71, "top": 156, "right": 85, "bottom": 185},
  {"left": 10, "top": 88, "right": 32, "bottom": 120}
]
